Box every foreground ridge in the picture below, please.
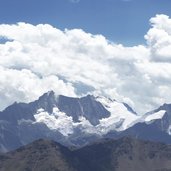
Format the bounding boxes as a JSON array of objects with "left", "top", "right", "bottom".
[{"left": 1, "top": 137, "right": 171, "bottom": 171}]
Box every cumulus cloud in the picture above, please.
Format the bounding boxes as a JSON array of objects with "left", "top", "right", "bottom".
[
  {"left": 0, "top": 14, "right": 171, "bottom": 114},
  {"left": 0, "top": 67, "right": 76, "bottom": 110},
  {"left": 145, "top": 14, "right": 171, "bottom": 62}
]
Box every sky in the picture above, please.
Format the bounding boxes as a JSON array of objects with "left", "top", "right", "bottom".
[
  {"left": 0, "top": 0, "right": 171, "bottom": 45},
  {"left": 0, "top": 0, "right": 171, "bottom": 114}
]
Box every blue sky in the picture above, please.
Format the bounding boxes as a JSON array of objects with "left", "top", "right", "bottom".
[{"left": 0, "top": 0, "right": 171, "bottom": 45}]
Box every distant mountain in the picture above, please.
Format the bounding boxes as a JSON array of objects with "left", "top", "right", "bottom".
[
  {"left": 113, "top": 103, "right": 171, "bottom": 143},
  {"left": 1, "top": 137, "right": 171, "bottom": 171},
  {"left": 0, "top": 91, "right": 139, "bottom": 152},
  {"left": 1, "top": 90, "right": 171, "bottom": 152}
]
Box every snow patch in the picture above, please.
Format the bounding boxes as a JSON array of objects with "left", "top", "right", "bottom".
[
  {"left": 18, "top": 119, "right": 33, "bottom": 125},
  {"left": 168, "top": 125, "right": 171, "bottom": 135},
  {"left": 96, "top": 96, "right": 140, "bottom": 131},
  {"left": 34, "top": 108, "right": 74, "bottom": 136},
  {"left": 145, "top": 110, "right": 166, "bottom": 122}
]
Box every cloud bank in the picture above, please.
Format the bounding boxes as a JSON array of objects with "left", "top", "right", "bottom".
[{"left": 0, "top": 14, "right": 171, "bottom": 113}]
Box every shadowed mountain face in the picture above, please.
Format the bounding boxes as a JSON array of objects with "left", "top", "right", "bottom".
[
  {"left": 1, "top": 137, "right": 171, "bottom": 171},
  {"left": 57, "top": 94, "right": 110, "bottom": 125}
]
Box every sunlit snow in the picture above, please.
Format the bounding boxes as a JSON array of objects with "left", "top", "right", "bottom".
[{"left": 145, "top": 110, "right": 165, "bottom": 122}]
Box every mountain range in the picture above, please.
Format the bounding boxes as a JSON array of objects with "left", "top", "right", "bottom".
[{"left": 0, "top": 90, "right": 171, "bottom": 152}]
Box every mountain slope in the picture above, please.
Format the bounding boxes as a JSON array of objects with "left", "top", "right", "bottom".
[
  {"left": 0, "top": 91, "right": 138, "bottom": 152},
  {"left": 113, "top": 103, "right": 171, "bottom": 144},
  {"left": 0, "top": 139, "right": 79, "bottom": 171},
  {"left": 2, "top": 91, "right": 171, "bottom": 153},
  {"left": 1, "top": 138, "right": 171, "bottom": 171}
]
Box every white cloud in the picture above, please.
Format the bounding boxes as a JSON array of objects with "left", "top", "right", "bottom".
[
  {"left": 0, "top": 67, "right": 76, "bottom": 110},
  {"left": 0, "top": 14, "right": 171, "bottom": 114},
  {"left": 145, "top": 14, "right": 171, "bottom": 62}
]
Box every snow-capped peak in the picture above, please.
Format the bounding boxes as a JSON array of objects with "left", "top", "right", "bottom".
[
  {"left": 33, "top": 95, "right": 141, "bottom": 137},
  {"left": 95, "top": 96, "right": 140, "bottom": 131}
]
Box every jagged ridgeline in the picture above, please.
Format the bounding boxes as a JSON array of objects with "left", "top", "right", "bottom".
[{"left": 0, "top": 91, "right": 171, "bottom": 152}]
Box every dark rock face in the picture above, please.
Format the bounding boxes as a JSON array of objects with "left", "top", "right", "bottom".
[
  {"left": 1, "top": 138, "right": 171, "bottom": 171},
  {"left": 123, "top": 102, "right": 137, "bottom": 115},
  {"left": 57, "top": 94, "right": 110, "bottom": 125},
  {"left": 0, "top": 102, "right": 35, "bottom": 124},
  {"left": 32, "top": 91, "right": 57, "bottom": 114}
]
